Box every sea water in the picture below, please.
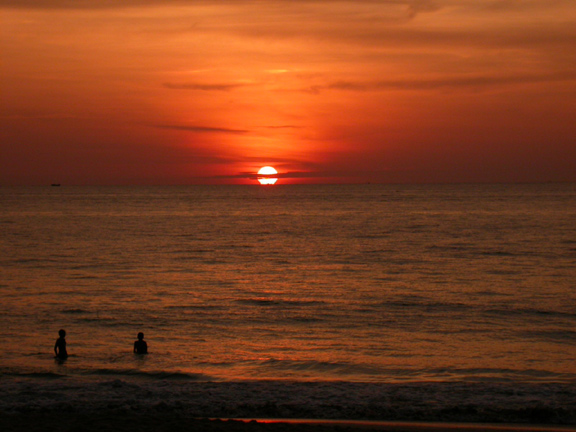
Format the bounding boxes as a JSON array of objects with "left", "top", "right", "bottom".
[{"left": 1, "top": 184, "right": 575, "bottom": 421}]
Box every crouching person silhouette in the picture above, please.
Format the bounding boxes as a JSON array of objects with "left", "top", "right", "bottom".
[{"left": 134, "top": 332, "right": 148, "bottom": 354}]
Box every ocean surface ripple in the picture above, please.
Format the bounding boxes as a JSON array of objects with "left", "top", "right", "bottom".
[{"left": 1, "top": 184, "right": 575, "bottom": 423}]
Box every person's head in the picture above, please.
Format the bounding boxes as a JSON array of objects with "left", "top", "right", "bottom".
[
  {"left": 58, "top": 329, "right": 66, "bottom": 338},
  {"left": 137, "top": 332, "right": 144, "bottom": 340}
]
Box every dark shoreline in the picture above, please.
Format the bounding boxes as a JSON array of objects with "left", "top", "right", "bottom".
[
  {"left": 1, "top": 378, "right": 575, "bottom": 430},
  {"left": 2, "top": 414, "right": 576, "bottom": 432}
]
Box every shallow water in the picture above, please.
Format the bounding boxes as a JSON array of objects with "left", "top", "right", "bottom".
[{"left": 1, "top": 184, "right": 575, "bottom": 383}]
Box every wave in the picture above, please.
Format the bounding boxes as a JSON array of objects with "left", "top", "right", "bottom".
[
  {"left": 235, "top": 298, "right": 326, "bottom": 307},
  {"left": 60, "top": 308, "right": 88, "bottom": 314},
  {"left": 417, "top": 367, "right": 575, "bottom": 382},
  {"left": 3, "top": 361, "right": 574, "bottom": 385},
  {"left": 378, "top": 299, "right": 575, "bottom": 321},
  {"left": 485, "top": 306, "right": 576, "bottom": 319},
  {"left": 84, "top": 368, "right": 214, "bottom": 380},
  {"left": 0, "top": 364, "right": 214, "bottom": 381},
  {"left": 479, "top": 250, "right": 524, "bottom": 257},
  {"left": 1, "top": 371, "right": 66, "bottom": 379},
  {"left": 381, "top": 299, "right": 475, "bottom": 313},
  {"left": 166, "top": 304, "right": 226, "bottom": 311},
  {"left": 518, "top": 329, "right": 576, "bottom": 344},
  {"left": 256, "top": 360, "right": 576, "bottom": 383},
  {"left": 260, "top": 359, "right": 384, "bottom": 376},
  {"left": 8, "top": 257, "right": 65, "bottom": 265}
]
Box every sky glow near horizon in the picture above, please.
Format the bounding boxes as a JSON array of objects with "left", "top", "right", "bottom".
[{"left": 1, "top": 0, "right": 576, "bottom": 185}]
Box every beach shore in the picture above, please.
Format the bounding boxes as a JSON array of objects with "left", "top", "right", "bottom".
[
  {"left": 1, "top": 414, "right": 575, "bottom": 432},
  {"left": 2, "top": 377, "right": 575, "bottom": 431}
]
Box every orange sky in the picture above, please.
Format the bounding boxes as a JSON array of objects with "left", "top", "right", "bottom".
[{"left": 2, "top": 0, "right": 576, "bottom": 185}]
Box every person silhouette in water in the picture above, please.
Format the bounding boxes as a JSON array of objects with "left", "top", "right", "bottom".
[
  {"left": 133, "top": 332, "right": 148, "bottom": 354},
  {"left": 54, "top": 329, "right": 68, "bottom": 360}
]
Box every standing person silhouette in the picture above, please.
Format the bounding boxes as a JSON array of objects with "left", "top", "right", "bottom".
[
  {"left": 133, "top": 332, "right": 148, "bottom": 354},
  {"left": 54, "top": 329, "right": 68, "bottom": 360}
]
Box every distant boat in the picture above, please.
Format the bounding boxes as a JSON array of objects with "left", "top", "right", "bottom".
[{"left": 51, "top": 184, "right": 61, "bottom": 187}]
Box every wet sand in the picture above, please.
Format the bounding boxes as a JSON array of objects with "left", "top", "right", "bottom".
[{"left": 1, "top": 414, "right": 575, "bottom": 432}]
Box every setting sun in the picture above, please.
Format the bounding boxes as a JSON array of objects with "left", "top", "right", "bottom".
[{"left": 257, "top": 166, "right": 278, "bottom": 185}]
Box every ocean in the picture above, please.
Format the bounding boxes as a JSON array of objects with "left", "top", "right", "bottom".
[{"left": 1, "top": 184, "right": 575, "bottom": 423}]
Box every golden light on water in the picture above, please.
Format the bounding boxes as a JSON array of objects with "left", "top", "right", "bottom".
[{"left": 257, "top": 166, "right": 278, "bottom": 185}]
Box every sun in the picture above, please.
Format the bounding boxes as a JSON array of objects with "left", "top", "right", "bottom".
[{"left": 257, "top": 166, "right": 278, "bottom": 185}]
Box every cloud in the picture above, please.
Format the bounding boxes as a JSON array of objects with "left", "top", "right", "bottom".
[
  {"left": 0, "top": 0, "right": 440, "bottom": 11},
  {"left": 472, "top": 0, "right": 572, "bottom": 13},
  {"left": 6, "top": 1, "right": 574, "bottom": 54},
  {"left": 214, "top": 157, "right": 352, "bottom": 180},
  {"left": 323, "top": 23, "right": 576, "bottom": 51},
  {"left": 181, "top": 155, "right": 241, "bottom": 165},
  {"left": 407, "top": 0, "right": 441, "bottom": 17},
  {"left": 163, "top": 82, "right": 249, "bottom": 92},
  {"left": 215, "top": 171, "right": 331, "bottom": 180},
  {"left": 155, "top": 124, "right": 250, "bottom": 134},
  {"left": 263, "top": 125, "right": 301, "bottom": 129},
  {"left": 0, "top": 108, "right": 82, "bottom": 120},
  {"left": 305, "top": 71, "right": 576, "bottom": 93},
  {"left": 0, "top": 0, "right": 170, "bottom": 8},
  {"left": 219, "top": 168, "right": 373, "bottom": 180}
]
